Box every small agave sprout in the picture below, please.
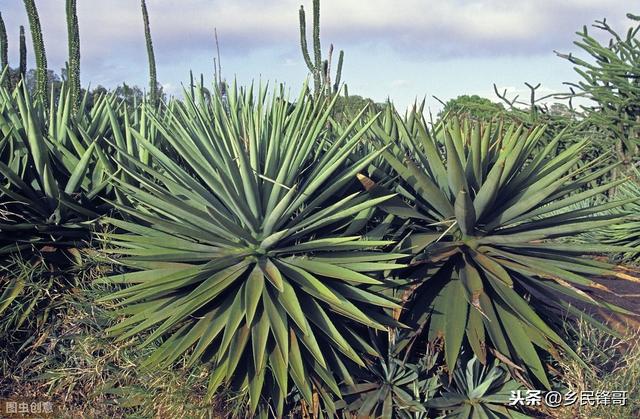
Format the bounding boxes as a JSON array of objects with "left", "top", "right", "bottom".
[
  {"left": 364, "top": 111, "right": 635, "bottom": 389},
  {"left": 428, "top": 356, "right": 529, "bottom": 419},
  {"left": 96, "top": 83, "right": 406, "bottom": 416},
  {"left": 336, "top": 332, "right": 441, "bottom": 418},
  {"left": 338, "top": 357, "right": 428, "bottom": 418}
]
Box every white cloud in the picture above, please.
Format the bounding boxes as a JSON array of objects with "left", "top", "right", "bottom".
[
  {"left": 2, "top": 0, "right": 633, "bottom": 64},
  {"left": 161, "top": 82, "right": 178, "bottom": 96},
  {"left": 0, "top": 0, "right": 633, "bottom": 91},
  {"left": 284, "top": 58, "right": 297, "bottom": 67},
  {"left": 390, "top": 79, "right": 410, "bottom": 88}
]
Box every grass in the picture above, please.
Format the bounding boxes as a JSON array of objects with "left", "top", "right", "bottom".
[
  {"left": 0, "top": 247, "right": 223, "bottom": 418},
  {"left": 540, "top": 317, "right": 640, "bottom": 419}
]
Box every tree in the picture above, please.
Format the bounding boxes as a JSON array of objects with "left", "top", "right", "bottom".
[
  {"left": 439, "top": 95, "right": 504, "bottom": 120},
  {"left": 557, "top": 13, "right": 640, "bottom": 171},
  {"left": 547, "top": 103, "right": 572, "bottom": 118},
  {"left": 85, "top": 85, "right": 108, "bottom": 108},
  {"left": 114, "top": 82, "right": 144, "bottom": 106},
  {"left": 331, "top": 94, "right": 383, "bottom": 123},
  {"left": 112, "top": 82, "right": 165, "bottom": 107},
  {"left": 24, "top": 68, "right": 61, "bottom": 97}
]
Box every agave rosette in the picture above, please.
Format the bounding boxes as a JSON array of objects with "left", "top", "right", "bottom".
[
  {"left": 428, "top": 356, "right": 528, "bottom": 419},
  {"left": 336, "top": 332, "right": 441, "bottom": 418},
  {"left": 97, "top": 84, "right": 405, "bottom": 415},
  {"left": 0, "top": 82, "right": 114, "bottom": 258},
  {"left": 366, "top": 112, "right": 634, "bottom": 388}
]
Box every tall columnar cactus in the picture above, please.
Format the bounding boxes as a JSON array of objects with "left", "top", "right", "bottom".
[
  {"left": 0, "top": 13, "right": 8, "bottom": 90},
  {"left": 19, "top": 26, "right": 26, "bottom": 80},
  {"left": 333, "top": 49, "right": 343, "bottom": 93},
  {"left": 23, "top": 0, "right": 48, "bottom": 104},
  {"left": 141, "top": 0, "right": 158, "bottom": 107},
  {"left": 0, "top": 12, "right": 8, "bottom": 74},
  {"left": 66, "top": 0, "right": 81, "bottom": 114},
  {"left": 299, "top": 0, "right": 343, "bottom": 96}
]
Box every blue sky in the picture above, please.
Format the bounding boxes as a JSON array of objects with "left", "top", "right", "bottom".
[{"left": 0, "top": 0, "right": 634, "bottom": 112}]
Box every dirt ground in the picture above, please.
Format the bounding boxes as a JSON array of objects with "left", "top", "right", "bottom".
[{"left": 593, "top": 270, "right": 640, "bottom": 335}]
